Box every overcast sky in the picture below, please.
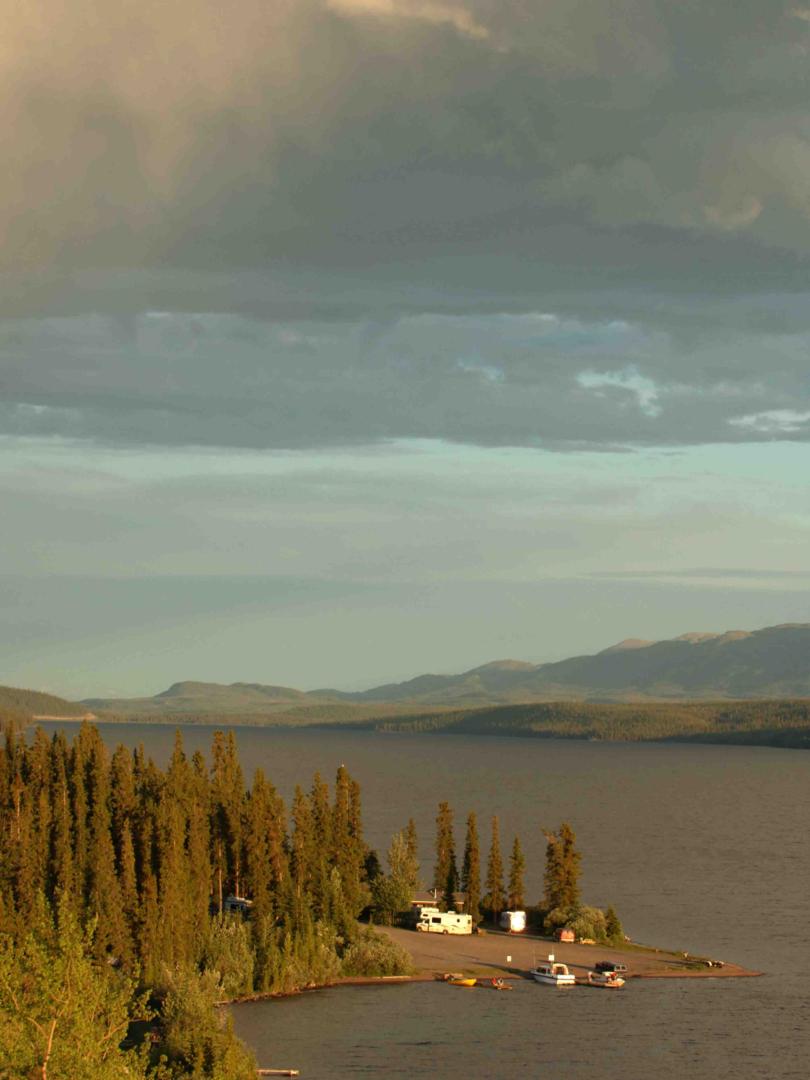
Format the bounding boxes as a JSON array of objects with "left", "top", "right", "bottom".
[{"left": 3, "top": 1, "right": 810, "bottom": 697}]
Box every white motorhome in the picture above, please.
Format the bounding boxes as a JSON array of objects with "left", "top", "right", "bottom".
[
  {"left": 499, "top": 910, "right": 526, "bottom": 933},
  {"left": 416, "top": 909, "right": 473, "bottom": 935}
]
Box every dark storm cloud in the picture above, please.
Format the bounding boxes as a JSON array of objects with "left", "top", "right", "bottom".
[{"left": 4, "top": 2, "right": 810, "bottom": 449}]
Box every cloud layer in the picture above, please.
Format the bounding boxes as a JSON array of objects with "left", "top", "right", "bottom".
[{"left": 4, "top": 2, "right": 810, "bottom": 450}]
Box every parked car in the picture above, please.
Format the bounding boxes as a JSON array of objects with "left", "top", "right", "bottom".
[{"left": 594, "top": 960, "right": 627, "bottom": 973}]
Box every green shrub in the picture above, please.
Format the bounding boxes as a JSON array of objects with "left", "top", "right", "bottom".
[
  {"left": 152, "top": 968, "right": 256, "bottom": 1080},
  {"left": 201, "top": 915, "right": 255, "bottom": 1000},
  {"left": 341, "top": 928, "right": 414, "bottom": 977},
  {"left": 543, "top": 904, "right": 617, "bottom": 942}
]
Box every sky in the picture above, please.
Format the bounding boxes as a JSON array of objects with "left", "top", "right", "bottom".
[{"left": 3, "top": 1, "right": 810, "bottom": 698}]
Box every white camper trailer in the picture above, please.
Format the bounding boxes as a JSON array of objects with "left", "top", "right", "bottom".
[
  {"left": 416, "top": 909, "right": 473, "bottom": 935},
  {"left": 499, "top": 910, "right": 526, "bottom": 933}
]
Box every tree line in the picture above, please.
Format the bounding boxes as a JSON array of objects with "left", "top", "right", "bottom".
[
  {"left": 0, "top": 721, "right": 624, "bottom": 1077},
  {"left": 0, "top": 722, "right": 412, "bottom": 1078},
  {"left": 410, "top": 803, "right": 623, "bottom": 945},
  {"left": 368, "top": 697, "right": 810, "bottom": 748}
]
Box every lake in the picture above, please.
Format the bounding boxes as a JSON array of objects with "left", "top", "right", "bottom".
[{"left": 40, "top": 722, "right": 810, "bottom": 1078}]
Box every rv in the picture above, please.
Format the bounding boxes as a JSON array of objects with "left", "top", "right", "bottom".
[
  {"left": 223, "top": 895, "right": 253, "bottom": 916},
  {"left": 499, "top": 910, "right": 526, "bottom": 933},
  {"left": 416, "top": 909, "right": 473, "bottom": 935}
]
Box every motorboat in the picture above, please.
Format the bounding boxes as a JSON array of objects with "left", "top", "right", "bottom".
[
  {"left": 530, "top": 955, "right": 576, "bottom": 987},
  {"left": 587, "top": 969, "right": 625, "bottom": 989}
]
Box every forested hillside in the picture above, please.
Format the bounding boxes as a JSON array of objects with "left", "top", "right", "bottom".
[
  {"left": 357, "top": 698, "right": 810, "bottom": 748},
  {"left": 0, "top": 684, "right": 88, "bottom": 719},
  {"left": 0, "top": 722, "right": 413, "bottom": 1077}
]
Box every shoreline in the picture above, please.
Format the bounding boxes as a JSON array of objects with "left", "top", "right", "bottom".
[
  {"left": 372, "top": 925, "right": 762, "bottom": 982},
  {"left": 30, "top": 715, "right": 809, "bottom": 753},
  {"left": 226, "top": 928, "right": 761, "bottom": 1006}
]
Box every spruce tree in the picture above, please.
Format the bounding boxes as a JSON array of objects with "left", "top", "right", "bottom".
[
  {"left": 309, "top": 772, "right": 332, "bottom": 916},
  {"left": 243, "top": 769, "right": 275, "bottom": 919},
  {"left": 507, "top": 835, "right": 526, "bottom": 910},
  {"left": 405, "top": 818, "right": 418, "bottom": 867},
  {"left": 332, "top": 766, "right": 360, "bottom": 915},
  {"left": 543, "top": 822, "right": 581, "bottom": 912},
  {"left": 461, "top": 812, "right": 481, "bottom": 925},
  {"left": 86, "top": 742, "right": 129, "bottom": 964},
  {"left": 605, "top": 904, "right": 624, "bottom": 944},
  {"left": 49, "top": 736, "right": 74, "bottom": 907},
  {"left": 433, "top": 801, "right": 456, "bottom": 906},
  {"left": 483, "top": 815, "right": 505, "bottom": 921},
  {"left": 210, "top": 730, "right": 245, "bottom": 906},
  {"left": 290, "top": 785, "right": 316, "bottom": 911},
  {"left": 156, "top": 772, "right": 195, "bottom": 971}
]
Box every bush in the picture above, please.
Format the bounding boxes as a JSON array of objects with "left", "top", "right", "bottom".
[
  {"left": 0, "top": 912, "right": 151, "bottom": 1080},
  {"left": 341, "top": 928, "right": 415, "bottom": 977},
  {"left": 543, "top": 904, "right": 614, "bottom": 942},
  {"left": 201, "top": 915, "right": 255, "bottom": 1000},
  {"left": 152, "top": 968, "right": 256, "bottom": 1080}
]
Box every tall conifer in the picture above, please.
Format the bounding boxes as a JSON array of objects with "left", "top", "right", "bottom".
[
  {"left": 543, "top": 822, "right": 581, "bottom": 912},
  {"left": 483, "top": 815, "right": 505, "bottom": 921},
  {"left": 433, "top": 801, "right": 456, "bottom": 905},
  {"left": 507, "top": 835, "right": 526, "bottom": 910},
  {"left": 461, "top": 812, "right": 481, "bottom": 925}
]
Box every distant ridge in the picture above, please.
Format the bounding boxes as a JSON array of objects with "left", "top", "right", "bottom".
[
  {"left": 0, "top": 685, "right": 89, "bottom": 721},
  {"left": 78, "top": 622, "right": 810, "bottom": 716}
]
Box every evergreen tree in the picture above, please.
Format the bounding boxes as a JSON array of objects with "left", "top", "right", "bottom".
[
  {"left": 507, "top": 835, "right": 526, "bottom": 910},
  {"left": 433, "top": 801, "right": 456, "bottom": 907},
  {"left": 372, "top": 829, "right": 420, "bottom": 925},
  {"left": 210, "top": 730, "right": 245, "bottom": 907},
  {"left": 605, "top": 904, "right": 624, "bottom": 944},
  {"left": 25, "top": 728, "right": 52, "bottom": 904},
  {"left": 188, "top": 749, "right": 213, "bottom": 935},
  {"left": 243, "top": 769, "right": 287, "bottom": 922},
  {"left": 405, "top": 818, "right": 419, "bottom": 872},
  {"left": 68, "top": 730, "right": 90, "bottom": 908},
  {"left": 348, "top": 777, "right": 370, "bottom": 912},
  {"left": 309, "top": 772, "right": 332, "bottom": 916},
  {"left": 290, "top": 785, "right": 316, "bottom": 909},
  {"left": 49, "top": 736, "right": 74, "bottom": 907},
  {"left": 85, "top": 742, "right": 129, "bottom": 965},
  {"left": 543, "top": 822, "right": 581, "bottom": 912},
  {"left": 332, "top": 766, "right": 362, "bottom": 916},
  {"left": 461, "top": 812, "right": 481, "bottom": 925},
  {"left": 155, "top": 779, "right": 195, "bottom": 971},
  {"left": 483, "top": 815, "right": 506, "bottom": 921}
]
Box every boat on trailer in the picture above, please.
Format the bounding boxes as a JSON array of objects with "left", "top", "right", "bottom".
[
  {"left": 531, "top": 954, "right": 576, "bottom": 987},
  {"left": 586, "top": 969, "right": 625, "bottom": 989}
]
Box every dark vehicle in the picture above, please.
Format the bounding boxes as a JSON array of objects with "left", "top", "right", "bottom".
[{"left": 594, "top": 961, "right": 627, "bottom": 974}]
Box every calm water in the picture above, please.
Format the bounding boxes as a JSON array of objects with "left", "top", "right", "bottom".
[{"left": 42, "top": 723, "right": 810, "bottom": 1078}]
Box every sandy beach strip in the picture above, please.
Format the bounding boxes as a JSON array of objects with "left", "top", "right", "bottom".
[{"left": 371, "top": 925, "right": 762, "bottom": 981}]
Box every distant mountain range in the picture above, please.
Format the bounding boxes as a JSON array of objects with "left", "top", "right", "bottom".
[{"left": 79, "top": 623, "right": 810, "bottom": 717}]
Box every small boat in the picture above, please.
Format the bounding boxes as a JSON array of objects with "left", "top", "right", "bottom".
[
  {"left": 447, "top": 976, "right": 477, "bottom": 987},
  {"left": 531, "top": 955, "right": 576, "bottom": 987},
  {"left": 586, "top": 969, "right": 625, "bottom": 989},
  {"left": 486, "top": 977, "right": 513, "bottom": 991}
]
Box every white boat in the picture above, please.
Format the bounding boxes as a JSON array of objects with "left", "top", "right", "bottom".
[
  {"left": 586, "top": 969, "right": 625, "bottom": 989},
  {"left": 531, "top": 954, "right": 576, "bottom": 987}
]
